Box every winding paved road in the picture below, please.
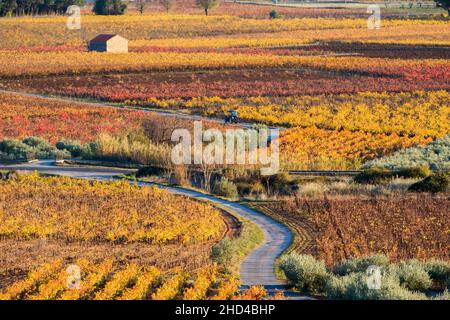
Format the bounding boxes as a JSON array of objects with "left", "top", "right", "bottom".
[
  {"left": 0, "top": 161, "right": 297, "bottom": 293},
  {"left": 0, "top": 90, "right": 312, "bottom": 298}
]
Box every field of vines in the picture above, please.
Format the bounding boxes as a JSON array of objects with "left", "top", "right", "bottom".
[
  {"left": 1, "top": 13, "right": 447, "bottom": 48},
  {"left": 0, "top": 175, "right": 224, "bottom": 243},
  {"left": 256, "top": 195, "right": 449, "bottom": 266},
  {"left": 0, "top": 259, "right": 243, "bottom": 300},
  {"left": 279, "top": 126, "right": 431, "bottom": 170},
  {"left": 0, "top": 175, "right": 229, "bottom": 289},
  {"left": 0, "top": 92, "right": 151, "bottom": 143},
  {"left": 0, "top": 7, "right": 448, "bottom": 171},
  {"left": 0, "top": 256, "right": 282, "bottom": 300},
  {"left": 0, "top": 91, "right": 223, "bottom": 145},
  {"left": 0, "top": 0, "right": 449, "bottom": 302}
]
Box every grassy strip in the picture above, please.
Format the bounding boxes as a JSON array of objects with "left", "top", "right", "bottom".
[{"left": 221, "top": 213, "right": 264, "bottom": 277}]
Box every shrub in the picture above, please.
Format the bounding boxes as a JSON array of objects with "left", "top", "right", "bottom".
[
  {"left": 354, "top": 168, "right": 393, "bottom": 184},
  {"left": 0, "top": 137, "right": 65, "bottom": 160},
  {"left": 136, "top": 166, "right": 166, "bottom": 178},
  {"left": 22, "top": 136, "right": 49, "bottom": 148},
  {"left": 235, "top": 182, "right": 252, "bottom": 196},
  {"left": 433, "top": 290, "right": 450, "bottom": 300},
  {"left": 53, "top": 149, "right": 71, "bottom": 160},
  {"left": 269, "top": 10, "right": 281, "bottom": 19},
  {"left": 324, "top": 273, "right": 358, "bottom": 299},
  {"left": 279, "top": 253, "right": 330, "bottom": 294},
  {"left": 170, "top": 165, "right": 189, "bottom": 186},
  {"left": 0, "top": 139, "right": 33, "bottom": 160},
  {"left": 250, "top": 181, "right": 265, "bottom": 198},
  {"left": 326, "top": 268, "right": 430, "bottom": 300},
  {"left": 261, "top": 172, "right": 294, "bottom": 195},
  {"left": 213, "top": 177, "right": 238, "bottom": 199},
  {"left": 334, "top": 255, "right": 390, "bottom": 276},
  {"left": 211, "top": 239, "right": 234, "bottom": 266},
  {"left": 408, "top": 172, "right": 449, "bottom": 193},
  {"left": 0, "top": 170, "right": 19, "bottom": 180},
  {"left": 423, "top": 259, "right": 450, "bottom": 284},
  {"left": 396, "top": 166, "right": 431, "bottom": 179},
  {"left": 356, "top": 166, "right": 433, "bottom": 185},
  {"left": 80, "top": 142, "right": 96, "bottom": 159},
  {"left": 395, "top": 260, "right": 432, "bottom": 292},
  {"left": 284, "top": 255, "right": 445, "bottom": 299},
  {"left": 236, "top": 181, "right": 265, "bottom": 198},
  {"left": 56, "top": 140, "right": 85, "bottom": 158}
]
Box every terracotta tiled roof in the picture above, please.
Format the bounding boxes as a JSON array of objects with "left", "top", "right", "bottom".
[{"left": 89, "top": 34, "right": 118, "bottom": 43}]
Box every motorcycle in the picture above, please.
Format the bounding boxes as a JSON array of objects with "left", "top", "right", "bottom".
[{"left": 224, "top": 114, "right": 238, "bottom": 124}]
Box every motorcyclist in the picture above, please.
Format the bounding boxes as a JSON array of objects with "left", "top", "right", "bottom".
[{"left": 226, "top": 110, "right": 238, "bottom": 124}]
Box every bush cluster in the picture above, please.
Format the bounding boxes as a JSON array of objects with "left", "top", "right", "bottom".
[
  {"left": 213, "top": 177, "right": 239, "bottom": 200},
  {"left": 279, "top": 254, "right": 330, "bottom": 294},
  {"left": 408, "top": 172, "right": 449, "bottom": 193},
  {"left": 0, "top": 137, "right": 70, "bottom": 161},
  {"left": 279, "top": 253, "right": 450, "bottom": 300},
  {"left": 226, "top": 169, "right": 297, "bottom": 198},
  {"left": 354, "top": 166, "right": 432, "bottom": 184},
  {"left": 211, "top": 239, "right": 234, "bottom": 266}
]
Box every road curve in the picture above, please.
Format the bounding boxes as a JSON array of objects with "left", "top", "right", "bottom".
[{"left": 0, "top": 161, "right": 293, "bottom": 289}]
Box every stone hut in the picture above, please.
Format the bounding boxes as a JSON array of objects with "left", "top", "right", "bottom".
[{"left": 88, "top": 34, "right": 128, "bottom": 53}]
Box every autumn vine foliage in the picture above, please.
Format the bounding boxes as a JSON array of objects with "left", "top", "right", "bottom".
[
  {"left": 0, "top": 260, "right": 242, "bottom": 300},
  {"left": 0, "top": 257, "right": 286, "bottom": 300},
  {"left": 0, "top": 7, "right": 449, "bottom": 302},
  {"left": 0, "top": 175, "right": 225, "bottom": 244},
  {"left": 279, "top": 126, "right": 431, "bottom": 170},
  {"left": 0, "top": 92, "right": 147, "bottom": 143},
  {"left": 270, "top": 195, "right": 450, "bottom": 266}
]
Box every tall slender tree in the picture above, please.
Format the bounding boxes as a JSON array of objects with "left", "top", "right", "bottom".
[
  {"left": 135, "top": 0, "right": 145, "bottom": 14},
  {"left": 196, "top": 0, "right": 219, "bottom": 16},
  {"left": 160, "top": 0, "right": 173, "bottom": 13}
]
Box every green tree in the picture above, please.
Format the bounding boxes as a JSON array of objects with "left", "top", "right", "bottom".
[
  {"left": 0, "top": 0, "right": 17, "bottom": 16},
  {"left": 434, "top": 0, "right": 450, "bottom": 14},
  {"left": 211, "top": 239, "right": 234, "bottom": 265},
  {"left": 196, "top": 0, "right": 219, "bottom": 16},
  {"left": 0, "top": 0, "right": 83, "bottom": 16},
  {"left": 93, "top": 0, "right": 126, "bottom": 15}
]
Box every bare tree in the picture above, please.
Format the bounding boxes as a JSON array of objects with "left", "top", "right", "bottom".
[
  {"left": 135, "top": 0, "right": 146, "bottom": 14},
  {"left": 196, "top": 0, "right": 220, "bottom": 16},
  {"left": 160, "top": 0, "right": 174, "bottom": 13}
]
